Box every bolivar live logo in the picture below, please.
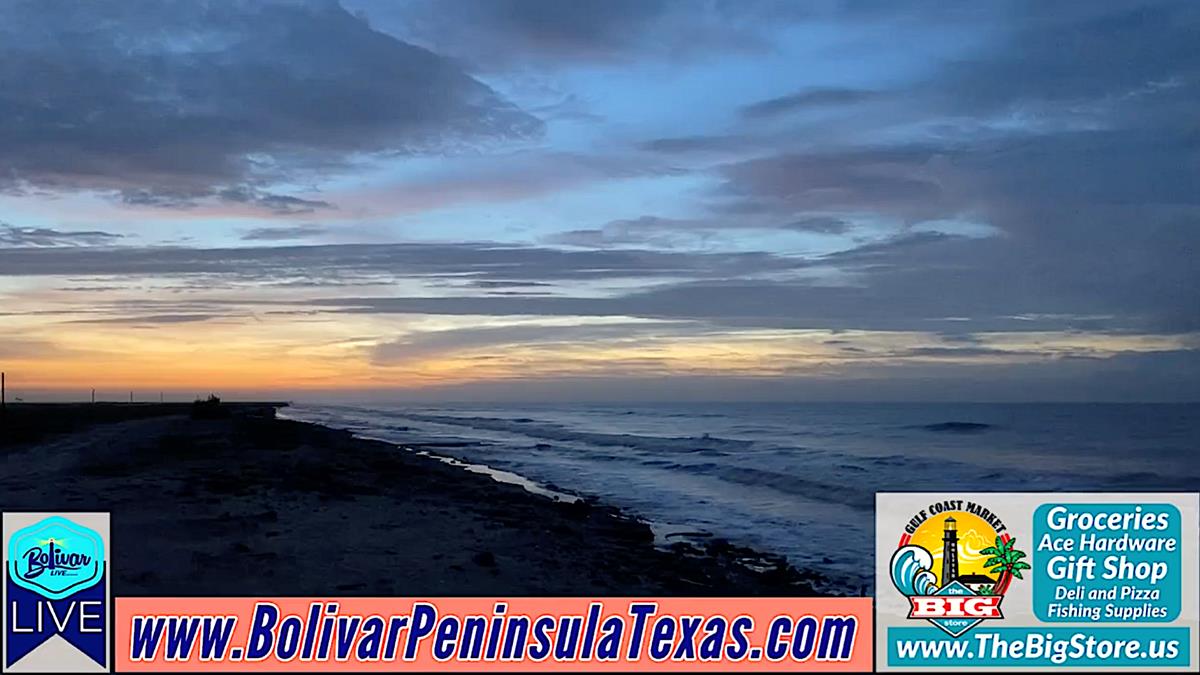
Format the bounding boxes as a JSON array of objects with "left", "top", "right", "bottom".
[
  {"left": 889, "top": 500, "right": 1029, "bottom": 638},
  {"left": 3, "top": 513, "right": 109, "bottom": 673}
]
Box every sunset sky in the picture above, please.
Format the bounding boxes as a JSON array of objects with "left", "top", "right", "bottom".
[{"left": 1, "top": 0, "right": 1197, "bottom": 401}]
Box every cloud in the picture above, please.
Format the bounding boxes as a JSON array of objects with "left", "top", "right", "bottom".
[
  {"left": 716, "top": 146, "right": 955, "bottom": 222},
  {"left": 0, "top": 241, "right": 802, "bottom": 285},
  {"left": 370, "top": 322, "right": 677, "bottom": 364},
  {"left": 345, "top": 0, "right": 789, "bottom": 69},
  {"left": 702, "top": 58, "right": 1200, "bottom": 336},
  {"left": 54, "top": 285, "right": 130, "bottom": 293},
  {"left": 3, "top": 1, "right": 1199, "bottom": 400},
  {"left": 65, "top": 314, "right": 225, "bottom": 325},
  {"left": 119, "top": 187, "right": 335, "bottom": 214},
  {"left": 783, "top": 217, "right": 853, "bottom": 235},
  {"left": 307, "top": 255, "right": 1196, "bottom": 336},
  {"left": 241, "top": 225, "right": 330, "bottom": 242},
  {"left": 465, "top": 280, "right": 555, "bottom": 289},
  {"left": 0, "top": 0, "right": 540, "bottom": 203},
  {"left": 820, "top": 231, "right": 960, "bottom": 263},
  {"left": 214, "top": 188, "right": 334, "bottom": 215},
  {"left": 639, "top": 135, "right": 751, "bottom": 155},
  {"left": 546, "top": 216, "right": 707, "bottom": 248},
  {"left": 0, "top": 337, "right": 69, "bottom": 360},
  {"left": 2, "top": 228, "right": 1186, "bottom": 336},
  {"left": 546, "top": 214, "right": 852, "bottom": 249},
  {"left": 899, "top": 346, "right": 1036, "bottom": 358},
  {"left": 926, "top": 2, "right": 1200, "bottom": 118},
  {"left": 0, "top": 224, "right": 123, "bottom": 247},
  {"left": 741, "top": 88, "right": 881, "bottom": 118},
  {"left": 336, "top": 151, "right": 685, "bottom": 217}
]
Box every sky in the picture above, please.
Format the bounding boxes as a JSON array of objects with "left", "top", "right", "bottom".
[{"left": 0, "top": 0, "right": 1197, "bottom": 402}]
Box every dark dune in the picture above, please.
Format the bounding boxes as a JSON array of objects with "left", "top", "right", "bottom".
[
  {"left": 0, "top": 402, "right": 230, "bottom": 447},
  {"left": 0, "top": 403, "right": 830, "bottom": 596}
]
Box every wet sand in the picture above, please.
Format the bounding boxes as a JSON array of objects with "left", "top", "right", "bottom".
[{"left": 0, "top": 403, "right": 831, "bottom": 596}]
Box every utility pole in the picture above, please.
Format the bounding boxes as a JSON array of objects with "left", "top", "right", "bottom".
[
  {"left": 92, "top": 388, "right": 96, "bottom": 404},
  {"left": 2, "top": 371, "right": 6, "bottom": 412}
]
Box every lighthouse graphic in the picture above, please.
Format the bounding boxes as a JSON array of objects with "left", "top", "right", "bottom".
[{"left": 941, "top": 516, "right": 958, "bottom": 587}]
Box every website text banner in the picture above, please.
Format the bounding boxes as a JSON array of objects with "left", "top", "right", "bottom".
[
  {"left": 875, "top": 492, "right": 1199, "bottom": 672},
  {"left": 115, "top": 597, "right": 871, "bottom": 672}
]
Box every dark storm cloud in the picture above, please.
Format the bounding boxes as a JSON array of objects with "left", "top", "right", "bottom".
[
  {"left": 0, "top": 0, "right": 539, "bottom": 202},
  {"left": 0, "top": 224, "right": 123, "bottom": 247}
]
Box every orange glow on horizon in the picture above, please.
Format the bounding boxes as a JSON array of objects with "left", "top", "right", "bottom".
[{"left": 4, "top": 310, "right": 1195, "bottom": 395}]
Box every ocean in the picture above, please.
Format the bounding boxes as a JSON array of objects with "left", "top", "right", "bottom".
[{"left": 279, "top": 402, "right": 1200, "bottom": 589}]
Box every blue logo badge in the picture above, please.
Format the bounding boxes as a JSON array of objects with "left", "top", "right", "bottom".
[
  {"left": 8, "top": 516, "right": 104, "bottom": 600},
  {"left": 5, "top": 513, "right": 109, "bottom": 670}
]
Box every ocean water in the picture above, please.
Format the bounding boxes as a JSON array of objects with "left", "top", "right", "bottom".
[{"left": 279, "top": 402, "right": 1200, "bottom": 588}]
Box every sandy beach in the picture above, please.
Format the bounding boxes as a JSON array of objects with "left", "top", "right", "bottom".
[{"left": 0, "top": 403, "right": 829, "bottom": 597}]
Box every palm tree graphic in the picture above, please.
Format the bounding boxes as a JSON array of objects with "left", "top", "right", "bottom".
[{"left": 980, "top": 535, "right": 1030, "bottom": 595}]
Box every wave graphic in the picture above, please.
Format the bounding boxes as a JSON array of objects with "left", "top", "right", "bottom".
[{"left": 890, "top": 545, "right": 937, "bottom": 596}]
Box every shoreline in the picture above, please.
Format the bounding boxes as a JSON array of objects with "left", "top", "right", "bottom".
[
  {"left": 0, "top": 403, "right": 836, "bottom": 596},
  {"left": 287, "top": 414, "right": 850, "bottom": 594}
]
